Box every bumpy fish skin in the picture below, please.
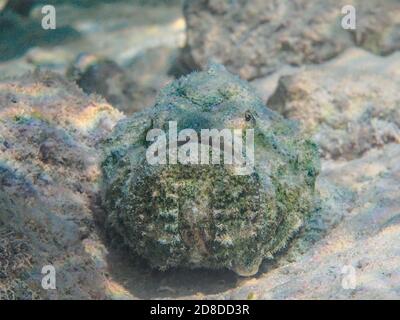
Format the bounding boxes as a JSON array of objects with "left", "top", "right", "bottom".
[{"left": 101, "top": 65, "right": 320, "bottom": 276}]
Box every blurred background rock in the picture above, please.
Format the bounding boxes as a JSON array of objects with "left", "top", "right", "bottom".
[{"left": 0, "top": 0, "right": 186, "bottom": 114}]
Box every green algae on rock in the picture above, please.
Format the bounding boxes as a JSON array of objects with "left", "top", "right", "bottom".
[{"left": 101, "top": 65, "right": 320, "bottom": 276}]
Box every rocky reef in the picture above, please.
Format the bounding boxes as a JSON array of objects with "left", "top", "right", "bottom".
[
  {"left": 182, "top": 0, "right": 400, "bottom": 80},
  {"left": 101, "top": 65, "right": 320, "bottom": 276},
  {"left": 0, "top": 0, "right": 399, "bottom": 300},
  {"left": 267, "top": 48, "right": 400, "bottom": 160},
  {"left": 0, "top": 71, "right": 123, "bottom": 299},
  {"left": 67, "top": 47, "right": 186, "bottom": 115}
]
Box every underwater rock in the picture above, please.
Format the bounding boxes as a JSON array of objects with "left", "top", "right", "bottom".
[
  {"left": 182, "top": 0, "right": 400, "bottom": 80},
  {"left": 267, "top": 48, "right": 400, "bottom": 160},
  {"left": 120, "top": 46, "right": 190, "bottom": 113},
  {"left": 68, "top": 47, "right": 184, "bottom": 115},
  {"left": 101, "top": 65, "right": 320, "bottom": 276},
  {"left": 67, "top": 53, "right": 126, "bottom": 108},
  {"left": 0, "top": 71, "right": 123, "bottom": 299}
]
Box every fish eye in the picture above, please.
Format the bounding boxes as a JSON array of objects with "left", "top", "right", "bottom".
[{"left": 245, "top": 111, "right": 254, "bottom": 122}]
